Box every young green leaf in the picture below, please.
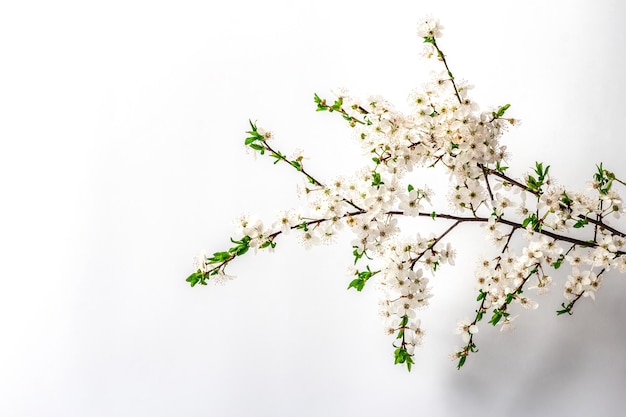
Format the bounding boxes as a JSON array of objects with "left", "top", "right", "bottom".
[
  {"left": 186, "top": 271, "right": 200, "bottom": 287},
  {"left": 249, "top": 143, "right": 264, "bottom": 152},
  {"left": 489, "top": 310, "right": 503, "bottom": 325},
  {"left": 245, "top": 136, "right": 258, "bottom": 145},
  {"left": 457, "top": 354, "right": 467, "bottom": 370},
  {"left": 496, "top": 103, "right": 511, "bottom": 118}
]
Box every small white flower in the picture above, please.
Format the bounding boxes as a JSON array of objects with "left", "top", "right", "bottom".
[
  {"left": 193, "top": 250, "right": 208, "bottom": 273},
  {"left": 272, "top": 209, "right": 298, "bottom": 234},
  {"left": 440, "top": 242, "right": 456, "bottom": 266},
  {"left": 213, "top": 269, "right": 235, "bottom": 285},
  {"left": 417, "top": 17, "right": 444, "bottom": 38},
  {"left": 499, "top": 315, "right": 518, "bottom": 332},
  {"left": 256, "top": 127, "right": 272, "bottom": 140},
  {"left": 518, "top": 296, "right": 538, "bottom": 310},
  {"left": 298, "top": 229, "right": 321, "bottom": 249},
  {"left": 611, "top": 255, "right": 626, "bottom": 273},
  {"left": 456, "top": 318, "right": 478, "bottom": 343}
]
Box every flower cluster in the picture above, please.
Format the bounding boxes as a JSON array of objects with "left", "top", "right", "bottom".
[{"left": 187, "top": 18, "right": 626, "bottom": 371}]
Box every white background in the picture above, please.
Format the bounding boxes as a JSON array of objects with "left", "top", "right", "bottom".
[{"left": 2, "top": 1, "right": 626, "bottom": 416}]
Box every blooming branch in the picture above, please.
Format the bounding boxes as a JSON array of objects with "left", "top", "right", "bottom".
[{"left": 188, "top": 18, "right": 626, "bottom": 371}]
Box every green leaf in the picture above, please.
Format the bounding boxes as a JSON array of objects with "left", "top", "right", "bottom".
[
  {"left": 489, "top": 310, "right": 503, "bottom": 325},
  {"left": 408, "top": 184, "right": 414, "bottom": 192},
  {"left": 495, "top": 161, "right": 508, "bottom": 173},
  {"left": 348, "top": 266, "right": 379, "bottom": 290},
  {"left": 457, "top": 354, "right": 467, "bottom": 370},
  {"left": 476, "top": 310, "right": 484, "bottom": 322},
  {"left": 551, "top": 254, "right": 565, "bottom": 269},
  {"left": 556, "top": 303, "right": 573, "bottom": 316},
  {"left": 208, "top": 251, "right": 231, "bottom": 263},
  {"left": 430, "top": 211, "right": 436, "bottom": 220},
  {"left": 352, "top": 247, "right": 363, "bottom": 264},
  {"left": 314, "top": 94, "right": 328, "bottom": 111},
  {"left": 532, "top": 162, "right": 550, "bottom": 183},
  {"left": 331, "top": 97, "right": 343, "bottom": 111},
  {"left": 526, "top": 175, "right": 539, "bottom": 191},
  {"left": 290, "top": 160, "right": 302, "bottom": 171},
  {"left": 522, "top": 213, "right": 540, "bottom": 230},
  {"left": 560, "top": 191, "right": 573, "bottom": 207},
  {"left": 186, "top": 272, "right": 200, "bottom": 287},
  {"left": 423, "top": 36, "right": 435, "bottom": 44},
  {"left": 496, "top": 104, "right": 511, "bottom": 118},
  {"left": 394, "top": 348, "right": 402, "bottom": 364},
  {"left": 347, "top": 278, "right": 364, "bottom": 291},
  {"left": 505, "top": 293, "right": 515, "bottom": 304},
  {"left": 271, "top": 151, "right": 284, "bottom": 164},
  {"left": 406, "top": 356, "right": 413, "bottom": 372},
  {"left": 393, "top": 346, "right": 414, "bottom": 371},
  {"left": 248, "top": 119, "right": 257, "bottom": 132},
  {"left": 371, "top": 171, "right": 383, "bottom": 187}
]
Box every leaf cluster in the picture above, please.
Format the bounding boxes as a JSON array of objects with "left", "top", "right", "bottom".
[
  {"left": 314, "top": 93, "right": 370, "bottom": 126},
  {"left": 594, "top": 163, "right": 614, "bottom": 195},
  {"left": 522, "top": 213, "right": 542, "bottom": 231},
  {"left": 347, "top": 265, "right": 379, "bottom": 292},
  {"left": 245, "top": 120, "right": 266, "bottom": 154},
  {"left": 492, "top": 103, "right": 511, "bottom": 119},
  {"left": 456, "top": 341, "right": 478, "bottom": 370},
  {"left": 556, "top": 302, "right": 575, "bottom": 316},
  {"left": 394, "top": 346, "right": 414, "bottom": 372},
  {"left": 185, "top": 236, "right": 252, "bottom": 287},
  {"left": 393, "top": 315, "right": 415, "bottom": 372},
  {"left": 525, "top": 161, "right": 550, "bottom": 194}
]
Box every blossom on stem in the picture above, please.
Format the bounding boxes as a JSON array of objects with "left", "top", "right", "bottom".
[{"left": 456, "top": 318, "right": 478, "bottom": 343}]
